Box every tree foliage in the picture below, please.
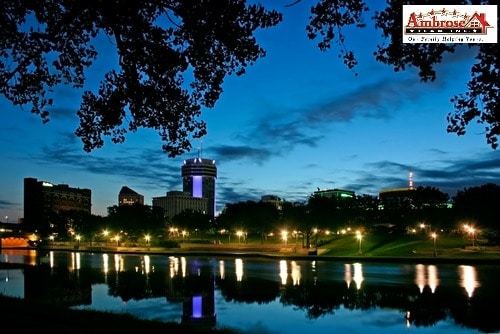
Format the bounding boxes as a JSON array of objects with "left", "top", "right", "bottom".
[
  {"left": 452, "top": 183, "right": 500, "bottom": 229},
  {"left": 1, "top": 0, "right": 497, "bottom": 155},
  {"left": 0, "top": 0, "right": 282, "bottom": 156},
  {"left": 106, "top": 204, "right": 165, "bottom": 237},
  {"left": 170, "top": 208, "right": 214, "bottom": 233}
]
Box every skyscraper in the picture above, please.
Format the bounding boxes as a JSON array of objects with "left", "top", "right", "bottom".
[{"left": 181, "top": 157, "right": 217, "bottom": 217}]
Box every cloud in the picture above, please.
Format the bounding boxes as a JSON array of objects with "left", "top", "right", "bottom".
[
  {"left": 0, "top": 199, "right": 20, "bottom": 209},
  {"left": 210, "top": 144, "right": 275, "bottom": 163},
  {"left": 343, "top": 150, "right": 500, "bottom": 197},
  {"left": 37, "top": 143, "right": 182, "bottom": 193},
  {"left": 228, "top": 73, "right": 440, "bottom": 161}
]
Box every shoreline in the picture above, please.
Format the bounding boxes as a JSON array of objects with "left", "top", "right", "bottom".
[{"left": 2, "top": 244, "right": 500, "bottom": 265}]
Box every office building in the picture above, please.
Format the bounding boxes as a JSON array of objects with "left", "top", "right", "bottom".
[
  {"left": 313, "top": 188, "right": 356, "bottom": 200},
  {"left": 181, "top": 157, "right": 217, "bottom": 217},
  {"left": 153, "top": 191, "right": 208, "bottom": 220},
  {"left": 260, "top": 195, "right": 284, "bottom": 211},
  {"left": 118, "top": 186, "right": 144, "bottom": 206},
  {"left": 23, "top": 177, "right": 91, "bottom": 230}
]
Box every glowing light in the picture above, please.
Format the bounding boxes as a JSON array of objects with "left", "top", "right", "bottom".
[
  {"left": 235, "top": 258, "right": 243, "bottom": 281},
  {"left": 279, "top": 260, "right": 288, "bottom": 285},
  {"left": 192, "top": 296, "right": 202, "bottom": 318},
  {"left": 102, "top": 254, "right": 109, "bottom": 275},
  {"left": 427, "top": 265, "right": 439, "bottom": 293},
  {"left": 353, "top": 263, "right": 364, "bottom": 290},
  {"left": 459, "top": 265, "right": 480, "bottom": 298},
  {"left": 219, "top": 260, "right": 225, "bottom": 280},
  {"left": 415, "top": 264, "right": 426, "bottom": 293},
  {"left": 291, "top": 261, "right": 301, "bottom": 285},
  {"left": 193, "top": 175, "right": 202, "bottom": 197},
  {"left": 344, "top": 264, "right": 352, "bottom": 289},
  {"left": 181, "top": 257, "right": 187, "bottom": 277}
]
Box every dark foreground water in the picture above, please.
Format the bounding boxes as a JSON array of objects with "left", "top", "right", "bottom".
[{"left": 1, "top": 249, "right": 499, "bottom": 334}]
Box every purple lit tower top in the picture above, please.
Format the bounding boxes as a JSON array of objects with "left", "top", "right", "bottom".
[{"left": 181, "top": 158, "right": 217, "bottom": 217}]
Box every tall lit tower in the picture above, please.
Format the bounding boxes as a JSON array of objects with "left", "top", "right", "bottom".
[
  {"left": 409, "top": 171, "right": 414, "bottom": 189},
  {"left": 181, "top": 157, "right": 217, "bottom": 217}
]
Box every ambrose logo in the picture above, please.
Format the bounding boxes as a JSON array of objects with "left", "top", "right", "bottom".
[{"left": 402, "top": 5, "right": 497, "bottom": 43}]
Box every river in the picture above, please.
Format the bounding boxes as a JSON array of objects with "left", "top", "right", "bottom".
[{"left": 1, "top": 248, "right": 498, "bottom": 334}]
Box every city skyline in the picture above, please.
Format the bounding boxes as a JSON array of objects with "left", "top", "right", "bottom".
[{"left": 1, "top": 3, "right": 499, "bottom": 222}]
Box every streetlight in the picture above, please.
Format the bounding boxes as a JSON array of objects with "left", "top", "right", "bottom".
[
  {"left": 469, "top": 227, "right": 475, "bottom": 247},
  {"left": 356, "top": 231, "right": 362, "bottom": 254},
  {"left": 102, "top": 229, "right": 109, "bottom": 244},
  {"left": 281, "top": 230, "right": 288, "bottom": 246},
  {"left": 145, "top": 234, "right": 151, "bottom": 250},
  {"left": 114, "top": 234, "right": 120, "bottom": 247},
  {"left": 463, "top": 224, "right": 476, "bottom": 247},
  {"left": 431, "top": 232, "right": 437, "bottom": 256},
  {"left": 313, "top": 228, "right": 318, "bottom": 249},
  {"left": 237, "top": 230, "right": 243, "bottom": 243},
  {"left": 293, "top": 230, "right": 299, "bottom": 246},
  {"left": 75, "top": 234, "right": 81, "bottom": 248}
]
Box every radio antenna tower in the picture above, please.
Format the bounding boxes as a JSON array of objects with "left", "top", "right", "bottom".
[{"left": 408, "top": 171, "right": 414, "bottom": 189}]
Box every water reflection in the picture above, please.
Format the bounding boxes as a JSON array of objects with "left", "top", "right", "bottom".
[
  {"left": 291, "top": 261, "right": 300, "bottom": 285},
  {"left": 279, "top": 260, "right": 287, "bottom": 285},
  {"left": 353, "top": 262, "right": 363, "bottom": 290},
  {"left": 415, "top": 264, "right": 439, "bottom": 293},
  {"left": 459, "top": 265, "right": 480, "bottom": 298},
  {"left": 235, "top": 258, "right": 243, "bottom": 281},
  {"left": 1, "top": 250, "right": 499, "bottom": 334}
]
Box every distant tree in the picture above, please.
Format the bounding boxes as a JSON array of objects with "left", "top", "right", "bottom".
[
  {"left": 42, "top": 209, "right": 94, "bottom": 239},
  {"left": 171, "top": 209, "right": 214, "bottom": 235},
  {"left": 106, "top": 204, "right": 165, "bottom": 239},
  {"left": 217, "top": 200, "right": 279, "bottom": 242},
  {"left": 452, "top": 183, "right": 500, "bottom": 230},
  {"left": 1, "top": 1, "right": 496, "bottom": 156},
  {"left": 281, "top": 202, "right": 310, "bottom": 247},
  {"left": 411, "top": 186, "right": 449, "bottom": 209},
  {"left": 307, "top": 194, "right": 338, "bottom": 227}
]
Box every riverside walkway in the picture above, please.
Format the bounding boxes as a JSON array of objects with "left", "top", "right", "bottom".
[{"left": 3, "top": 241, "right": 500, "bottom": 265}]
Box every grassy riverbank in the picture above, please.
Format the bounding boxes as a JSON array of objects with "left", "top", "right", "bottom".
[{"left": 34, "top": 232, "right": 500, "bottom": 263}]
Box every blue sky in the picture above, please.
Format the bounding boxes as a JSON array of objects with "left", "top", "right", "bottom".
[{"left": 1, "top": 3, "right": 499, "bottom": 222}]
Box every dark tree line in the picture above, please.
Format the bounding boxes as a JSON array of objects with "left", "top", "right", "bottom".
[
  {"left": 216, "top": 184, "right": 500, "bottom": 243},
  {"left": 39, "top": 183, "right": 499, "bottom": 244}
]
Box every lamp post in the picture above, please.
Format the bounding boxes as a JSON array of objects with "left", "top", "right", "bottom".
[
  {"left": 102, "top": 229, "right": 109, "bottom": 246},
  {"left": 237, "top": 230, "right": 243, "bottom": 244},
  {"left": 282, "top": 230, "right": 288, "bottom": 246},
  {"left": 464, "top": 224, "right": 476, "bottom": 247},
  {"left": 356, "top": 231, "right": 362, "bottom": 254},
  {"left": 431, "top": 232, "right": 437, "bottom": 256},
  {"left": 313, "top": 228, "right": 318, "bottom": 249},
  {"left": 145, "top": 234, "right": 150, "bottom": 250},
  {"left": 75, "top": 234, "right": 81, "bottom": 249},
  {"left": 114, "top": 235, "right": 120, "bottom": 247}
]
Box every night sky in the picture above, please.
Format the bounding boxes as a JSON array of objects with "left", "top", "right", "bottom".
[{"left": 1, "top": 2, "right": 499, "bottom": 222}]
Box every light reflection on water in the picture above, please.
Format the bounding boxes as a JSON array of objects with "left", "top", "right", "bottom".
[
  {"left": 459, "top": 265, "right": 480, "bottom": 298},
  {"left": 0, "top": 250, "right": 494, "bottom": 334}
]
